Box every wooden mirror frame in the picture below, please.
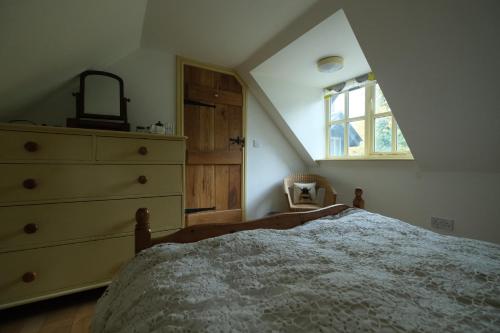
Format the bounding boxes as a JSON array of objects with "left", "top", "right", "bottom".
[{"left": 73, "top": 70, "right": 129, "bottom": 122}]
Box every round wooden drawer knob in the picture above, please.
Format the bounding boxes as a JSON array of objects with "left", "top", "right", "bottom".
[
  {"left": 24, "top": 141, "right": 39, "bottom": 152},
  {"left": 138, "top": 175, "right": 148, "bottom": 184},
  {"left": 138, "top": 146, "right": 148, "bottom": 155},
  {"left": 24, "top": 223, "right": 39, "bottom": 234},
  {"left": 22, "top": 272, "right": 37, "bottom": 283},
  {"left": 23, "top": 178, "right": 37, "bottom": 189}
]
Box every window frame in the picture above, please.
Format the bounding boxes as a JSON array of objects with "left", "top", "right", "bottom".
[{"left": 325, "top": 82, "right": 413, "bottom": 160}]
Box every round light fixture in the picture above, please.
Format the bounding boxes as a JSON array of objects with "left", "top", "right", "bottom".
[{"left": 317, "top": 56, "right": 344, "bottom": 73}]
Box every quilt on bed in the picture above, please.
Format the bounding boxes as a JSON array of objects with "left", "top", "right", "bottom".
[{"left": 92, "top": 209, "right": 500, "bottom": 333}]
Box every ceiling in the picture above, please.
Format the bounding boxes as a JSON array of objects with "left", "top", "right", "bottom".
[
  {"left": 1, "top": 0, "right": 499, "bottom": 172},
  {"left": 0, "top": 0, "right": 319, "bottom": 119},
  {"left": 141, "top": 0, "right": 319, "bottom": 68},
  {"left": 242, "top": 0, "right": 500, "bottom": 172},
  {"left": 251, "top": 9, "right": 370, "bottom": 88},
  {"left": 0, "top": 0, "right": 147, "bottom": 119}
]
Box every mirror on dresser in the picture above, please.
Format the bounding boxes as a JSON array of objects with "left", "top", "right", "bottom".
[{"left": 68, "top": 70, "right": 130, "bottom": 131}]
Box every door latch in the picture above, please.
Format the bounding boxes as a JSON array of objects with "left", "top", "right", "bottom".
[{"left": 229, "top": 136, "right": 245, "bottom": 147}]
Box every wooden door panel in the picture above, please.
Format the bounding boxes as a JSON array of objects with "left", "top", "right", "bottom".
[
  {"left": 214, "top": 104, "right": 229, "bottom": 151},
  {"left": 185, "top": 105, "right": 215, "bottom": 152},
  {"left": 187, "top": 164, "right": 240, "bottom": 211},
  {"left": 185, "top": 165, "right": 197, "bottom": 209},
  {"left": 186, "top": 165, "right": 215, "bottom": 209},
  {"left": 184, "top": 65, "right": 243, "bottom": 224},
  {"left": 185, "top": 66, "right": 216, "bottom": 88},
  {"left": 185, "top": 84, "right": 218, "bottom": 105},
  {"left": 228, "top": 105, "right": 242, "bottom": 152},
  {"left": 228, "top": 165, "right": 241, "bottom": 209},
  {"left": 199, "top": 106, "right": 214, "bottom": 152},
  {"left": 215, "top": 165, "right": 229, "bottom": 210},
  {"left": 184, "top": 105, "right": 200, "bottom": 152},
  {"left": 185, "top": 209, "right": 242, "bottom": 226},
  {"left": 216, "top": 72, "right": 242, "bottom": 94},
  {"left": 185, "top": 84, "right": 242, "bottom": 107},
  {"left": 187, "top": 151, "right": 241, "bottom": 165}
]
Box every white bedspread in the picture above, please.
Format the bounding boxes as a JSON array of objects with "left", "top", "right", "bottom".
[{"left": 92, "top": 209, "right": 500, "bottom": 332}]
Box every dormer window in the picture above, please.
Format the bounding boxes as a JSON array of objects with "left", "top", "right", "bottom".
[{"left": 326, "top": 82, "right": 412, "bottom": 159}]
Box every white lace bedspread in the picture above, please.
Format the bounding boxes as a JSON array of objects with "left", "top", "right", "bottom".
[{"left": 92, "top": 209, "right": 500, "bottom": 333}]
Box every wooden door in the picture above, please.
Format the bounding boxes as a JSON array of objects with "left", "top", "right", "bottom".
[{"left": 183, "top": 65, "right": 244, "bottom": 226}]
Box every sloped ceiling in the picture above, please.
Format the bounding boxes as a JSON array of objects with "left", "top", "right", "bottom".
[
  {"left": 1, "top": 0, "right": 499, "bottom": 172},
  {"left": 249, "top": 9, "right": 372, "bottom": 163},
  {"left": 343, "top": 0, "right": 500, "bottom": 172},
  {"left": 141, "top": 0, "right": 318, "bottom": 68},
  {"left": 239, "top": 0, "right": 500, "bottom": 172},
  {"left": 0, "top": 0, "right": 147, "bottom": 119},
  {"left": 251, "top": 9, "right": 370, "bottom": 88}
]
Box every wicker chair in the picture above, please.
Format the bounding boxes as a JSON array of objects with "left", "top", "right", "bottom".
[{"left": 284, "top": 174, "right": 337, "bottom": 212}]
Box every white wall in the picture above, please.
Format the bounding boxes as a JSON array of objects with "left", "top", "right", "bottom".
[
  {"left": 236, "top": 1, "right": 500, "bottom": 245},
  {"left": 12, "top": 47, "right": 305, "bottom": 220},
  {"left": 246, "top": 93, "right": 306, "bottom": 219},
  {"left": 310, "top": 161, "right": 500, "bottom": 245},
  {"left": 9, "top": 77, "right": 79, "bottom": 126},
  {"left": 106, "top": 49, "right": 176, "bottom": 130},
  {"left": 340, "top": 0, "right": 500, "bottom": 172},
  {"left": 15, "top": 48, "right": 177, "bottom": 130},
  {"left": 251, "top": 74, "right": 325, "bottom": 160}
]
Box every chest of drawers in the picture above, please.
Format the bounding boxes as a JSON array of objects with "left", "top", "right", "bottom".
[{"left": 0, "top": 123, "right": 185, "bottom": 309}]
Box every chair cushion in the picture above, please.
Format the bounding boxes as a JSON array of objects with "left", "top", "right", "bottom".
[
  {"left": 289, "top": 203, "right": 321, "bottom": 211},
  {"left": 293, "top": 182, "right": 316, "bottom": 204}
]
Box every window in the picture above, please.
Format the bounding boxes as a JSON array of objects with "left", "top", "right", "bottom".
[{"left": 326, "top": 83, "right": 412, "bottom": 159}]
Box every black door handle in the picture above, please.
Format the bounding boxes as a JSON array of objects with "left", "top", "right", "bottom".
[{"left": 229, "top": 136, "right": 245, "bottom": 147}]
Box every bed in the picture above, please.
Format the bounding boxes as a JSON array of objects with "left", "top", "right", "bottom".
[{"left": 92, "top": 205, "right": 500, "bottom": 332}]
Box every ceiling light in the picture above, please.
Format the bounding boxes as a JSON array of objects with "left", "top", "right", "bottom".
[{"left": 317, "top": 56, "right": 343, "bottom": 73}]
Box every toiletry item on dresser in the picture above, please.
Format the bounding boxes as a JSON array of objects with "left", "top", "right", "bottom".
[
  {"left": 150, "top": 121, "right": 166, "bottom": 135},
  {"left": 165, "top": 123, "right": 174, "bottom": 135}
]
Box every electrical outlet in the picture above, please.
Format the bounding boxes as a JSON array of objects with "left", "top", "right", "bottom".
[{"left": 431, "top": 216, "right": 454, "bottom": 232}]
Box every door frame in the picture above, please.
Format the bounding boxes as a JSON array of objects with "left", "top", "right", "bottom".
[{"left": 176, "top": 55, "right": 247, "bottom": 220}]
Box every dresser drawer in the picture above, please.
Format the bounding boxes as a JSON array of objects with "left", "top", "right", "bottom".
[
  {"left": 0, "top": 236, "right": 133, "bottom": 307},
  {"left": 0, "top": 164, "right": 182, "bottom": 204},
  {"left": 0, "top": 130, "right": 92, "bottom": 161},
  {"left": 96, "top": 136, "right": 184, "bottom": 163},
  {"left": 0, "top": 196, "right": 182, "bottom": 251}
]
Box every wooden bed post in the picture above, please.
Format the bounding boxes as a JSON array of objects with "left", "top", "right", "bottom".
[
  {"left": 353, "top": 188, "right": 365, "bottom": 209},
  {"left": 135, "top": 208, "right": 151, "bottom": 254}
]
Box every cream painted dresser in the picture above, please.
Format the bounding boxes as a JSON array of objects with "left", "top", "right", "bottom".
[{"left": 0, "top": 123, "right": 185, "bottom": 309}]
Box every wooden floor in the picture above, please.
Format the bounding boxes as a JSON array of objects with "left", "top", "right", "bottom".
[{"left": 0, "top": 288, "right": 105, "bottom": 333}]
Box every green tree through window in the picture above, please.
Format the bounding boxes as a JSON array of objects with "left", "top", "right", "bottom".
[{"left": 326, "top": 83, "right": 411, "bottom": 159}]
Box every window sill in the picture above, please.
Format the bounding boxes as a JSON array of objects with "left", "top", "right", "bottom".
[{"left": 316, "top": 155, "right": 414, "bottom": 161}]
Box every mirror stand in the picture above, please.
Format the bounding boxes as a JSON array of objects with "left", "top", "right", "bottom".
[{"left": 67, "top": 70, "right": 130, "bottom": 131}]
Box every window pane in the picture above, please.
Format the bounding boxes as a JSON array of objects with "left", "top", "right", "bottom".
[
  {"left": 348, "top": 120, "right": 365, "bottom": 156},
  {"left": 397, "top": 125, "right": 409, "bottom": 152},
  {"left": 329, "top": 124, "right": 345, "bottom": 157},
  {"left": 348, "top": 87, "right": 365, "bottom": 118},
  {"left": 374, "top": 116, "right": 392, "bottom": 152},
  {"left": 375, "top": 84, "right": 391, "bottom": 114},
  {"left": 330, "top": 94, "right": 345, "bottom": 121}
]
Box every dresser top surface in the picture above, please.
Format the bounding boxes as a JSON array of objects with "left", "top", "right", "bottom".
[{"left": 0, "top": 123, "right": 186, "bottom": 141}]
